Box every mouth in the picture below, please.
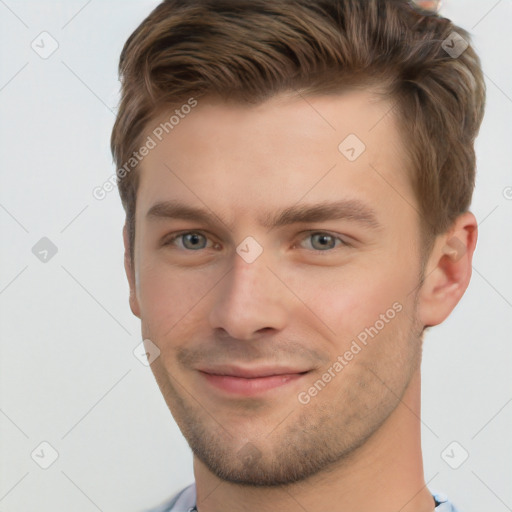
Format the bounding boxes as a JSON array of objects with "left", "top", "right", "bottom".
[{"left": 197, "top": 366, "right": 311, "bottom": 396}]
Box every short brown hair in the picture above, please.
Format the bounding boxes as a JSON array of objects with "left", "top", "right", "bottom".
[{"left": 111, "top": 0, "right": 486, "bottom": 262}]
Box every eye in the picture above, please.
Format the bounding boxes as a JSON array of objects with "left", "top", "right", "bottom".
[
  {"left": 164, "top": 231, "right": 214, "bottom": 250},
  {"left": 298, "top": 232, "right": 347, "bottom": 251}
]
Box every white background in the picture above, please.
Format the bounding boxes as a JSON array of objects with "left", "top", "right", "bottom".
[{"left": 0, "top": 1, "right": 511, "bottom": 511}]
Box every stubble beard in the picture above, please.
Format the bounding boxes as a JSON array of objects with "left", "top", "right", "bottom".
[{"left": 150, "top": 304, "right": 424, "bottom": 488}]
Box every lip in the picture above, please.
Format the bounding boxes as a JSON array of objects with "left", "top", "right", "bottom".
[
  {"left": 197, "top": 365, "right": 310, "bottom": 378},
  {"left": 197, "top": 366, "right": 311, "bottom": 396}
]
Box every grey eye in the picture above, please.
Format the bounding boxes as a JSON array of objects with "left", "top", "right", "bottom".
[
  {"left": 181, "top": 232, "right": 208, "bottom": 250},
  {"left": 309, "top": 233, "right": 337, "bottom": 250}
]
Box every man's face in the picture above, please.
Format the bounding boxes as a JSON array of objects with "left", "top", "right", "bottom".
[{"left": 128, "top": 90, "right": 426, "bottom": 485}]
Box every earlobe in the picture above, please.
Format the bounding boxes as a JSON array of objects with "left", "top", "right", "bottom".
[
  {"left": 123, "top": 224, "right": 141, "bottom": 319},
  {"left": 417, "top": 212, "right": 478, "bottom": 328}
]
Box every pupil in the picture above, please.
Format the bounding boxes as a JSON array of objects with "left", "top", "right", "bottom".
[
  {"left": 185, "top": 233, "right": 203, "bottom": 249},
  {"left": 313, "top": 234, "right": 333, "bottom": 250}
]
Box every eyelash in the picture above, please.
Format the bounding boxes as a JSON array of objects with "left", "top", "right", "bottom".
[
  {"left": 162, "top": 230, "right": 350, "bottom": 252},
  {"left": 163, "top": 231, "right": 220, "bottom": 251},
  {"left": 296, "top": 232, "right": 349, "bottom": 251}
]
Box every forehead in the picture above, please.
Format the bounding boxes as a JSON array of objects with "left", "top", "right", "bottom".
[{"left": 136, "top": 89, "right": 414, "bottom": 227}]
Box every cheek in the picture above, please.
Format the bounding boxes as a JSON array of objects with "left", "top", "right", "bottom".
[
  {"left": 288, "top": 257, "right": 418, "bottom": 344},
  {"left": 136, "top": 256, "right": 220, "bottom": 336}
]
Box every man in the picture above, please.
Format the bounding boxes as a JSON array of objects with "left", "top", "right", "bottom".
[{"left": 110, "top": 0, "right": 486, "bottom": 510}]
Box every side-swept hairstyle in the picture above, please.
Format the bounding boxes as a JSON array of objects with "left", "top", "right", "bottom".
[{"left": 111, "top": 0, "right": 486, "bottom": 260}]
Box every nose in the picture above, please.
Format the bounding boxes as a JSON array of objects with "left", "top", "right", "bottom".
[{"left": 208, "top": 253, "right": 289, "bottom": 340}]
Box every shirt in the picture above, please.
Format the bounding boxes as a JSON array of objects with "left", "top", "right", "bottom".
[{"left": 144, "top": 483, "right": 461, "bottom": 512}]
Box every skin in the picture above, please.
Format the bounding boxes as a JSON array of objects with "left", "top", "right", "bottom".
[{"left": 123, "top": 89, "right": 477, "bottom": 512}]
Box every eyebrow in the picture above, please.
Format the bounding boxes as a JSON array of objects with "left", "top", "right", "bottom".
[{"left": 145, "top": 199, "right": 382, "bottom": 231}]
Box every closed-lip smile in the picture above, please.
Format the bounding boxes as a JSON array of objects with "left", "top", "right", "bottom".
[{"left": 197, "top": 365, "right": 311, "bottom": 396}]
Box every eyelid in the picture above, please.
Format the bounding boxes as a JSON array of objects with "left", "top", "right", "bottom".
[
  {"left": 295, "top": 230, "right": 351, "bottom": 250},
  {"left": 163, "top": 230, "right": 215, "bottom": 249},
  {"left": 162, "top": 229, "right": 351, "bottom": 251}
]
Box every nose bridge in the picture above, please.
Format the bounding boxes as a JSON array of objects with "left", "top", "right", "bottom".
[{"left": 209, "top": 252, "right": 287, "bottom": 339}]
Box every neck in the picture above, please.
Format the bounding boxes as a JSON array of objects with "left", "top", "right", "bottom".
[{"left": 192, "top": 368, "right": 435, "bottom": 512}]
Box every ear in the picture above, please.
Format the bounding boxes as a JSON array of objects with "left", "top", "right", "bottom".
[
  {"left": 417, "top": 212, "right": 478, "bottom": 328},
  {"left": 123, "top": 224, "right": 141, "bottom": 319}
]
